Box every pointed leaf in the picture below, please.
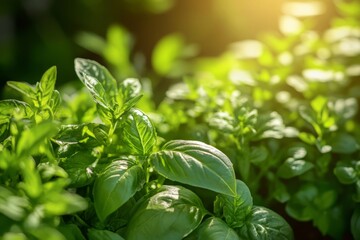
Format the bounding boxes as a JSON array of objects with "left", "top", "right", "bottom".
[
  {"left": 74, "top": 58, "right": 117, "bottom": 97},
  {"left": 116, "top": 78, "right": 142, "bottom": 116},
  {"left": 126, "top": 185, "right": 205, "bottom": 240},
  {"left": 121, "top": 108, "right": 157, "bottom": 155},
  {"left": 7, "top": 81, "right": 36, "bottom": 98},
  {"left": 93, "top": 158, "right": 145, "bottom": 221},
  {"left": 150, "top": 140, "right": 237, "bottom": 196},
  {"left": 38, "top": 66, "right": 57, "bottom": 106},
  {"left": 76, "top": 73, "right": 111, "bottom": 110},
  {"left": 236, "top": 206, "right": 294, "bottom": 240}
]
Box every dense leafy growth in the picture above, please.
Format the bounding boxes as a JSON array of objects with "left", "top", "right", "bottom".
[
  {"left": 0, "top": 59, "right": 293, "bottom": 239},
  {"left": 1, "top": 0, "right": 360, "bottom": 239}
]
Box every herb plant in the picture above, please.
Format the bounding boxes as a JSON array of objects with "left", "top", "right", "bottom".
[{"left": 0, "top": 59, "right": 293, "bottom": 239}]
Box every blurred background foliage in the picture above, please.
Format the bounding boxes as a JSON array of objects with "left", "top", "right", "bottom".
[{"left": 0, "top": 0, "right": 342, "bottom": 95}]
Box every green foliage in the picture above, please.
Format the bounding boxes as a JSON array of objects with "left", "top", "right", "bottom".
[
  {"left": 150, "top": 140, "right": 237, "bottom": 196},
  {"left": 2, "top": 1, "right": 359, "bottom": 238},
  {"left": 0, "top": 59, "right": 292, "bottom": 239}
]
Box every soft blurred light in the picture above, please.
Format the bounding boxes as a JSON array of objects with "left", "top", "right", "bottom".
[
  {"left": 276, "top": 91, "right": 291, "bottom": 103},
  {"left": 229, "top": 69, "right": 255, "bottom": 86},
  {"left": 279, "top": 15, "right": 303, "bottom": 35},
  {"left": 325, "top": 26, "right": 360, "bottom": 43},
  {"left": 303, "top": 69, "right": 345, "bottom": 82},
  {"left": 278, "top": 52, "right": 293, "bottom": 65},
  {"left": 333, "top": 38, "right": 360, "bottom": 57},
  {"left": 282, "top": 1, "right": 325, "bottom": 17},
  {"left": 230, "top": 40, "right": 263, "bottom": 59},
  {"left": 286, "top": 75, "right": 308, "bottom": 92}
]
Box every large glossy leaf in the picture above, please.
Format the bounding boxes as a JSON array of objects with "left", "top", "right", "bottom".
[
  {"left": 190, "top": 217, "right": 240, "bottom": 240},
  {"left": 38, "top": 66, "right": 57, "bottom": 106},
  {"left": 121, "top": 108, "right": 157, "bottom": 155},
  {"left": 88, "top": 229, "right": 125, "bottom": 240},
  {"left": 214, "top": 180, "right": 253, "bottom": 228},
  {"left": 236, "top": 206, "right": 294, "bottom": 240},
  {"left": 93, "top": 158, "right": 145, "bottom": 221},
  {"left": 150, "top": 140, "right": 237, "bottom": 196},
  {"left": 126, "top": 185, "right": 206, "bottom": 240}
]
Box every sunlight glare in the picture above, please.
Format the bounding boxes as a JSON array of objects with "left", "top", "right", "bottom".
[{"left": 282, "top": 1, "right": 325, "bottom": 17}]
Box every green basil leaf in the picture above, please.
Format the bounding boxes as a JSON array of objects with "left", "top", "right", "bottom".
[
  {"left": 59, "top": 151, "right": 96, "bottom": 188},
  {"left": 55, "top": 123, "right": 108, "bottom": 146},
  {"left": 277, "top": 158, "right": 314, "bottom": 179},
  {"left": 190, "top": 217, "right": 240, "bottom": 240},
  {"left": 50, "top": 90, "right": 61, "bottom": 112},
  {"left": 285, "top": 184, "right": 318, "bottom": 221},
  {"left": 214, "top": 180, "right": 253, "bottom": 228},
  {"left": 208, "top": 112, "right": 235, "bottom": 133},
  {"left": 17, "top": 121, "right": 58, "bottom": 157},
  {"left": 7, "top": 81, "right": 36, "bottom": 98},
  {"left": 76, "top": 73, "right": 111, "bottom": 110},
  {"left": 236, "top": 206, "right": 294, "bottom": 240},
  {"left": 0, "top": 100, "right": 33, "bottom": 118},
  {"left": 120, "top": 78, "right": 141, "bottom": 102},
  {"left": 330, "top": 132, "right": 359, "bottom": 154},
  {"left": 88, "top": 229, "right": 125, "bottom": 240},
  {"left": 250, "top": 145, "right": 268, "bottom": 164},
  {"left": 42, "top": 179, "right": 88, "bottom": 215},
  {"left": 74, "top": 58, "right": 117, "bottom": 98},
  {"left": 116, "top": 78, "right": 143, "bottom": 116},
  {"left": 152, "top": 33, "right": 185, "bottom": 76},
  {"left": 28, "top": 226, "right": 66, "bottom": 240},
  {"left": 58, "top": 224, "right": 86, "bottom": 240},
  {"left": 298, "top": 132, "right": 317, "bottom": 145},
  {"left": 334, "top": 165, "right": 357, "bottom": 184},
  {"left": 150, "top": 140, "right": 237, "bottom": 196},
  {"left": 93, "top": 158, "right": 145, "bottom": 221},
  {"left": 0, "top": 186, "right": 28, "bottom": 221},
  {"left": 126, "top": 185, "right": 205, "bottom": 240},
  {"left": 38, "top": 66, "right": 57, "bottom": 107},
  {"left": 121, "top": 108, "right": 157, "bottom": 155},
  {"left": 351, "top": 207, "right": 360, "bottom": 240},
  {"left": 103, "top": 25, "right": 134, "bottom": 78}
]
